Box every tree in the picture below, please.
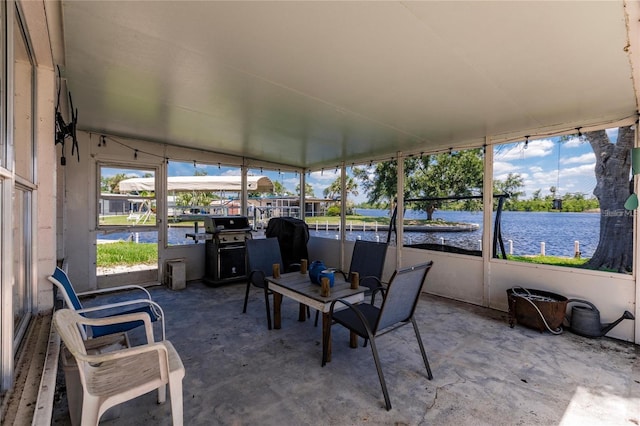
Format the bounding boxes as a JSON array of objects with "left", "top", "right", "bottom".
[
  {"left": 532, "top": 189, "right": 542, "bottom": 200},
  {"left": 411, "top": 150, "right": 484, "bottom": 219},
  {"left": 584, "top": 126, "right": 634, "bottom": 272},
  {"left": 353, "top": 160, "right": 398, "bottom": 212},
  {"left": 493, "top": 173, "right": 525, "bottom": 210},
  {"left": 296, "top": 182, "right": 315, "bottom": 197},
  {"left": 353, "top": 149, "right": 484, "bottom": 220},
  {"left": 272, "top": 181, "right": 286, "bottom": 195},
  {"left": 103, "top": 173, "right": 129, "bottom": 193},
  {"left": 175, "top": 191, "right": 215, "bottom": 208},
  {"left": 322, "top": 176, "right": 358, "bottom": 199}
]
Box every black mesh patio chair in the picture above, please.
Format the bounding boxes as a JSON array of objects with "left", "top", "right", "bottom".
[
  {"left": 243, "top": 238, "right": 305, "bottom": 329},
  {"left": 323, "top": 261, "right": 434, "bottom": 411},
  {"left": 313, "top": 240, "right": 388, "bottom": 327},
  {"left": 337, "top": 239, "right": 388, "bottom": 301}
]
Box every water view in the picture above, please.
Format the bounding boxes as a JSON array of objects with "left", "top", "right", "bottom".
[
  {"left": 345, "top": 209, "right": 599, "bottom": 258},
  {"left": 99, "top": 209, "right": 601, "bottom": 258}
]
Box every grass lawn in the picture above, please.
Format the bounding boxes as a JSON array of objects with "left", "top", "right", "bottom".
[
  {"left": 99, "top": 214, "right": 157, "bottom": 226},
  {"left": 97, "top": 242, "right": 157, "bottom": 267},
  {"left": 508, "top": 255, "right": 589, "bottom": 268}
]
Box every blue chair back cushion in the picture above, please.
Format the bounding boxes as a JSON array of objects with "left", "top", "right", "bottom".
[
  {"left": 53, "top": 267, "right": 83, "bottom": 310},
  {"left": 51, "top": 266, "right": 159, "bottom": 339}
]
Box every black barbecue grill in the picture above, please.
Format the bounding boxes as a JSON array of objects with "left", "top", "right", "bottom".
[{"left": 204, "top": 216, "right": 252, "bottom": 286}]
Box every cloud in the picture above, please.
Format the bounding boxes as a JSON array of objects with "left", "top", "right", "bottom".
[
  {"left": 530, "top": 169, "right": 556, "bottom": 185},
  {"left": 221, "top": 168, "right": 240, "bottom": 176},
  {"left": 495, "top": 171, "right": 529, "bottom": 181},
  {"left": 282, "top": 176, "right": 298, "bottom": 184},
  {"left": 494, "top": 139, "right": 554, "bottom": 160},
  {"left": 529, "top": 166, "right": 543, "bottom": 173},
  {"left": 519, "top": 162, "right": 596, "bottom": 197},
  {"left": 560, "top": 153, "right": 595, "bottom": 165},
  {"left": 560, "top": 163, "right": 595, "bottom": 178},
  {"left": 309, "top": 170, "right": 339, "bottom": 181},
  {"left": 493, "top": 161, "right": 520, "bottom": 175},
  {"left": 563, "top": 136, "right": 584, "bottom": 148}
]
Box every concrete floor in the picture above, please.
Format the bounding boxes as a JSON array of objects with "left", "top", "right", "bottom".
[{"left": 52, "top": 281, "right": 639, "bottom": 425}]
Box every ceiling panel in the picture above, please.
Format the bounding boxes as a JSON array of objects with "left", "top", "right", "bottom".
[{"left": 60, "top": 1, "right": 638, "bottom": 169}]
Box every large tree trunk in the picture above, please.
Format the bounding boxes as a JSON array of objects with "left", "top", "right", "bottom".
[
  {"left": 426, "top": 204, "right": 436, "bottom": 221},
  {"left": 585, "top": 126, "right": 634, "bottom": 273}
]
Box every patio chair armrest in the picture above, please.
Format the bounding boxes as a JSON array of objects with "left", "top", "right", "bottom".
[
  {"left": 328, "top": 298, "right": 376, "bottom": 338},
  {"left": 77, "top": 299, "right": 165, "bottom": 341},
  {"left": 77, "top": 284, "right": 152, "bottom": 300},
  {"left": 328, "top": 297, "right": 351, "bottom": 314},
  {"left": 76, "top": 298, "right": 163, "bottom": 319},
  {"left": 370, "top": 285, "right": 386, "bottom": 305},
  {"left": 286, "top": 263, "right": 301, "bottom": 272},
  {"left": 78, "top": 341, "right": 170, "bottom": 368},
  {"left": 357, "top": 276, "right": 385, "bottom": 303},
  {"left": 360, "top": 276, "right": 383, "bottom": 288},
  {"left": 83, "top": 332, "right": 130, "bottom": 352},
  {"left": 335, "top": 269, "right": 349, "bottom": 281},
  {"left": 336, "top": 270, "right": 379, "bottom": 284},
  {"left": 75, "top": 310, "right": 155, "bottom": 343},
  {"left": 248, "top": 270, "right": 266, "bottom": 285}
]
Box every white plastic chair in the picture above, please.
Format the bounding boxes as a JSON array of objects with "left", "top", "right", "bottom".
[{"left": 54, "top": 309, "right": 185, "bottom": 425}]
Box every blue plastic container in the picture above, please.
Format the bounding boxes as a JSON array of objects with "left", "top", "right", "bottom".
[
  {"left": 308, "top": 260, "right": 326, "bottom": 285},
  {"left": 319, "top": 269, "right": 335, "bottom": 287}
]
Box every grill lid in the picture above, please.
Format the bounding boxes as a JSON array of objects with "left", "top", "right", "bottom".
[{"left": 204, "top": 216, "right": 251, "bottom": 233}]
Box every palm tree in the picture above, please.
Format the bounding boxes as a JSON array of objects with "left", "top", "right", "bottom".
[
  {"left": 323, "top": 176, "right": 358, "bottom": 199},
  {"left": 296, "top": 182, "right": 315, "bottom": 197},
  {"left": 103, "top": 173, "right": 129, "bottom": 193}
]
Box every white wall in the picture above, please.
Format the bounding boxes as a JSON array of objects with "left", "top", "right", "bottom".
[
  {"left": 489, "top": 260, "right": 635, "bottom": 341},
  {"left": 403, "top": 248, "right": 485, "bottom": 306},
  {"left": 19, "top": 0, "right": 58, "bottom": 313},
  {"left": 34, "top": 67, "right": 56, "bottom": 311},
  {"left": 309, "top": 237, "right": 637, "bottom": 343}
]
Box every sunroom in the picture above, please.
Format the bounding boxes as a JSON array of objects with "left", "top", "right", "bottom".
[{"left": 1, "top": 1, "right": 639, "bottom": 424}]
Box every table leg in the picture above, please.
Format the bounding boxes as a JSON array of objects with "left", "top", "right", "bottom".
[
  {"left": 350, "top": 332, "right": 358, "bottom": 348},
  {"left": 273, "top": 293, "right": 282, "bottom": 329},
  {"left": 322, "top": 312, "right": 332, "bottom": 363},
  {"left": 298, "top": 303, "right": 306, "bottom": 322}
]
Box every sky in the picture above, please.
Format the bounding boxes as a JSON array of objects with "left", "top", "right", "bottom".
[
  {"left": 494, "top": 128, "right": 619, "bottom": 200},
  {"left": 107, "top": 127, "right": 620, "bottom": 204}
]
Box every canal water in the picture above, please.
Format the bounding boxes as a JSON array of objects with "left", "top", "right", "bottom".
[
  {"left": 340, "top": 209, "right": 600, "bottom": 258},
  {"left": 98, "top": 210, "right": 601, "bottom": 258}
]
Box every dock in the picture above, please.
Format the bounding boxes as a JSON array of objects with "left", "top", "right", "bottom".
[{"left": 306, "top": 221, "right": 480, "bottom": 233}]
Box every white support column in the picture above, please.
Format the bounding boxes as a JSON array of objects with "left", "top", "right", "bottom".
[
  {"left": 300, "top": 168, "right": 306, "bottom": 220},
  {"left": 340, "top": 162, "right": 346, "bottom": 271},
  {"left": 241, "top": 159, "right": 248, "bottom": 219},
  {"left": 396, "top": 152, "right": 404, "bottom": 268},
  {"left": 482, "top": 138, "right": 493, "bottom": 307},
  {"left": 634, "top": 122, "right": 640, "bottom": 344},
  {"left": 1, "top": 3, "right": 15, "bottom": 391}
]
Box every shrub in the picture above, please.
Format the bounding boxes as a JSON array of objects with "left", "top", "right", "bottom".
[{"left": 326, "top": 205, "right": 341, "bottom": 216}]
